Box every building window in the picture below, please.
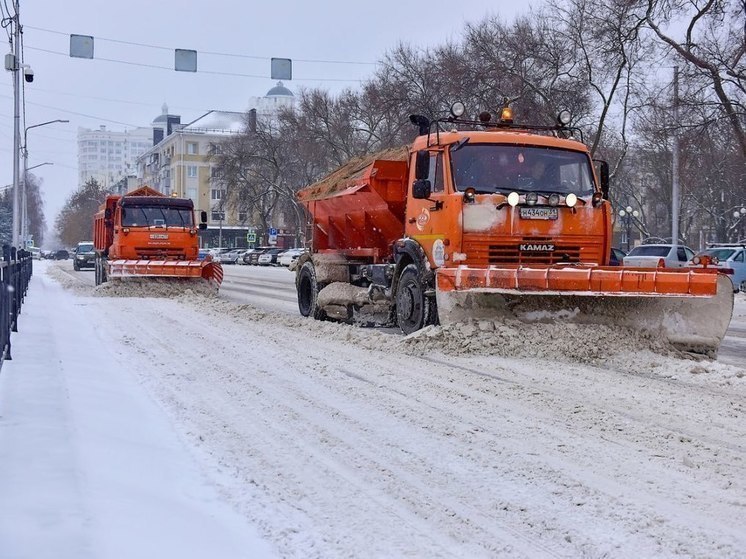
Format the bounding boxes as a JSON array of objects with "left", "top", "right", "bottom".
[
  {"left": 211, "top": 167, "right": 223, "bottom": 179},
  {"left": 211, "top": 211, "right": 225, "bottom": 221},
  {"left": 187, "top": 165, "right": 198, "bottom": 178},
  {"left": 187, "top": 142, "right": 198, "bottom": 155},
  {"left": 238, "top": 211, "right": 247, "bottom": 222},
  {"left": 211, "top": 189, "right": 223, "bottom": 200}
]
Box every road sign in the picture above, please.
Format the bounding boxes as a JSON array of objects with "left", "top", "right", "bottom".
[
  {"left": 247, "top": 233, "right": 256, "bottom": 243},
  {"left": 268, "top": 227, "right": 278, "bottom": 236}
]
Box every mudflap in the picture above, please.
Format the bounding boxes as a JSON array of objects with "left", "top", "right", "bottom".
[{"left": 435, "top": 274, "right": 734, "bottom": 356}]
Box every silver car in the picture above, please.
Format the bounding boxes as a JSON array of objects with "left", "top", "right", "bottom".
[
  {"left": 622, "top": 244, "right": 695, "bottom": 268},
  {"left": 690, "top": 245, "right": 746, "bottom": 292}
]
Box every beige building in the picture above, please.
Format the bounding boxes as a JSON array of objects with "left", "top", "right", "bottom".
[
  {"left": 137, "top": 85, "right": 296, "bottom": 248},
  {"left": 137, "top": 110, "right": 247, "bottom": 247}
]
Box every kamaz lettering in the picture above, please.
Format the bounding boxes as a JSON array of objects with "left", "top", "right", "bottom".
[{"left": 519, "top": 244, "right": 555, "bottom": 252}]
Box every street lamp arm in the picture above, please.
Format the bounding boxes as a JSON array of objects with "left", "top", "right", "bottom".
[
  {"left": 24, "top": 119, "right": 70, "bottom": 146},
  {"left": 27, "top": 162, "right": 53, "bottom": 172}
]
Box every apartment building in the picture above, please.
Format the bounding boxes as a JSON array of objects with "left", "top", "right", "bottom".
[{"left": 77, "top": 125, "right": 152, "bottom": 188}]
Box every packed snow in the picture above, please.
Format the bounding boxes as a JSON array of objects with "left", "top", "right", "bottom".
[{"left": 0, "top": 260, "right": 744, "bottom": 558}]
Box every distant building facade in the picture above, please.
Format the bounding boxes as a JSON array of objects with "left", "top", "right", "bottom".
[
  {"left": 77, "top": 125, "right": 151, "bottom": 188},
  {"left": 135, "top": 84, "right": 296, "bottom": 248}
]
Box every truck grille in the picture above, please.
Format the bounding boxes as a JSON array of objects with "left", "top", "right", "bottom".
[
  {"left": 134, "top": 247, "right": 187, "bottom": 259},
  {"left": 462, "top": 236, "right": 600, "bottom": 265}
]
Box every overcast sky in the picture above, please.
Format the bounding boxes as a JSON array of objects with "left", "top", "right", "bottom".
[{"left": 1, "top": 0, "right": 534, "bottom": 239}]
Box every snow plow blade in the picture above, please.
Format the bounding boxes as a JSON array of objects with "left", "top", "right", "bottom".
[
  {"left": 435, "top": 266, "right": 734, "bottom": 356},
  {"left": 108, "top": 259, "right": 224, "bottom": 288}
]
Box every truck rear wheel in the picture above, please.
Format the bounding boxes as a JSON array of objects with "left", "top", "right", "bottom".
[
  {"left": 395, "top": 264, "right": 436, "bottom": 335},
  {"left": 297, "top": 261, "right": 326, "bottom": 320},
  {"left": 94, "top": 256, "right": 108, "bottom": 286}
]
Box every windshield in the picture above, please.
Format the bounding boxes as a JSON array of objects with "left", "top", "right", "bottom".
[
  {"left": 77, "top": 243, "right": 94, "bottom": 252},
  {"left": 705, "top": 249, "right": 735, "bottom": 260},
  {"left": 121, "top": 205, "right": 193, "bottom": 227},
  {"left": 628, "top": 246, "right": 671, "bottom": 257},
  {"left": 450, "top": 144, "right": 595, "bottom": 195}
]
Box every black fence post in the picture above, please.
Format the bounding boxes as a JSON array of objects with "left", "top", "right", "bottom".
[{"left": 1, "top": 245, "right": 11, "bottom": 361}]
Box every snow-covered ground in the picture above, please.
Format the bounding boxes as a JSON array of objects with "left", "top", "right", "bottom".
[{"left": 1, "top": 260, "right": 744, "bottom": 558}]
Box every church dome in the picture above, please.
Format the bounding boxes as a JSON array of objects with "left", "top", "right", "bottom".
[
  {"left": 266, "top": 81, "right": 293, "bottom": 98},
  {"left": 152, "top": 102, "right": 169, "bottom": 124}
]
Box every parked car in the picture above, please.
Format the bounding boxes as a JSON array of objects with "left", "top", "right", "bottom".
[
  {"left": 257, "top": 247, "right": 285, "bottom": 266},
  {"left": 622, "top": 244, "right": 695, "bottom": 268},
  {"left": 218, "top": 249, "right": 243, "bottom": 265},
  {"left": 73, "top": 241, "right": 95, "bottom": 271},
  {"left": 53, "top": 249, "right": 70, "bottom": 260},
  {"left": 277, "top": 248, "right": 307, "bottom": 267},
  {"left": 196, "top": 249, "right": 211, "bottom": 261},
  {"left": 208, "top": 247, "right": 231, "bottom": 259},
  {"left": 689, "top": 244, "right": 746, "bottom": 292},
  {"left": 245, "top": 247, "right": 272, "bottom": 265},
  {"left": 608, "top": 247, "right": 627, "bottom": 266},
  {"left": 241, "top": 249, "right": 257, "bottom": 265},
  {"left": 28, "top": 246, "right": 42, "bottom": 260}
]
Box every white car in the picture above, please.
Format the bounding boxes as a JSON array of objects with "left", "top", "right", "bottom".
[
  {"left": 689, "top": 244, "right": 746, "bottom": 292},
  {"left": 277, "top": 248, "right": 306, "bottom": 267},
  {"left": 622, "top": 244, "right": 695, "bottom": 268}
]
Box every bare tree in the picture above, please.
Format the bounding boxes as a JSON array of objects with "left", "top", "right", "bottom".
[
  {"left": 645, "top": 0, "right": 746, "bottom": 156},
  {"left": 55, "top": 178, "right": 108, "bottom": 246}
]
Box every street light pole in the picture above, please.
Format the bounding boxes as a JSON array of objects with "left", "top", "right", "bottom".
[
  {"left": 22, "top": 119, "right": 69, "bottom": 246},
  {"left": 619, "top": 205, "right": 640, "bottom": 251}
]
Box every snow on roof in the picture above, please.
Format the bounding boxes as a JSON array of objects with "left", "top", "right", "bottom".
[{"left": 181, "top": 110, "right": 246, "bottom": 135}]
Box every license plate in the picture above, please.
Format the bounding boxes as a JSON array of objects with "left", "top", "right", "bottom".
[{"left": 519, "top": 207, "right": 558, "bottom": 220}]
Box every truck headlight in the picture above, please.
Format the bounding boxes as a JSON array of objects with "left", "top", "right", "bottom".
[
  {"left": 507, "top": 192, "right": 520, "bottom": 207},
  {"left": 565, "top": 193, "right": 578, "bottom": 207}
]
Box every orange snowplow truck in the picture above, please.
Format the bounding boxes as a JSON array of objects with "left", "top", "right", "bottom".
[
  {"left": 296, "top": 104, "right": 733, "bottom": 355},
  {"left": 93, "top": 186, "right": 223, "bottom": 288}
]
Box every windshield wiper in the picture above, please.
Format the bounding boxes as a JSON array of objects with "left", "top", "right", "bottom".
[{"left": 450, "top": 137, "right": 470, "bottom": 152}]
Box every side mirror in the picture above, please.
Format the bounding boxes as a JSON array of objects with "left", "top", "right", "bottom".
[
  {"left": 104, "top": 208, "right": 112, "bottom": 219},
  {"left": 412, "top": 179, "right": 432, "bottom": 199},
  {"left": 200, "top": 211, "right": 208, "bottom": 223},
  {"left": 414, "top": 150, "right": 430, "bottom": 180},
  {"left": 594, "top": 159, "right": 610, "bottom": 200},
  {"left": 198, "top": 223, "right": 207, "bottom": 230}
]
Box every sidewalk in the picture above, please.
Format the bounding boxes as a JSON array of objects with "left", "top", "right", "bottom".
[{"left": 0, "top": 266, "right": 276, "bottom": 559}]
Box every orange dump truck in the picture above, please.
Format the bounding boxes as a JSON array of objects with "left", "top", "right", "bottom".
[
  {"left": 295, "top": 105, "right": 733, "bottom": 354},
  {"left": 93, "top": 186, "right": 223, "bottom": 288}
]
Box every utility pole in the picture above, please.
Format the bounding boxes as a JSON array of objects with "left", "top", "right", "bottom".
[
  {"left": 11, "top": 0, "right": 21, "bottom": 248},
  {"left": 671, "top": 66, "right": 680, "bottom": 249}
]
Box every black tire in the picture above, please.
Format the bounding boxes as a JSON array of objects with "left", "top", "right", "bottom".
[
  {"left": 73, "top": 263, "right": 80, "bottom": 271},
  {"left": 395, "top": 263, "right": 436, "bottom": 335},
  {"left": 94, "top": 256, "right": 108, "bottom": 286},
  {"left": 297, "top": 261, "right": 326, "bottom": 320}
]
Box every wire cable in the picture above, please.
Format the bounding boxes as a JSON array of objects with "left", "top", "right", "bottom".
[
  {"left": 24, "top": 45, "right": 364, "bottom": 82},
  {"left": 25, "top": 24, "right": 378, "bottom": 66}
]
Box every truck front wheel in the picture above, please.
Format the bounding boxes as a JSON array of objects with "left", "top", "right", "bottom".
[
  {"left": 297, "top": 261, "right": 326, "bottom": 320},
  {"left": 395, "top": 264, "right": 436, "bottom": 335}
]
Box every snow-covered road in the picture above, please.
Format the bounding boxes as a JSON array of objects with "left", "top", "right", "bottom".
[{"left": 1, "top": 260, "right": 744, "bottom": 558}]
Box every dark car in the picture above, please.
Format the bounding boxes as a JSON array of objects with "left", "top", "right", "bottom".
[
  {"left": 257, "top": 247, "right": 285, "bottom": 266},
  {"left": 245, "top": 247, "right": 272, "bottom": 265},
  {"left": 53, "top": 249, "right": 70, "bottom": 260},
  {"left": 609, "top": 247, "right": 627, "bottom": 266},
  {"left": 73, "top": 242, "right": 95, "bottom": 270}
]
